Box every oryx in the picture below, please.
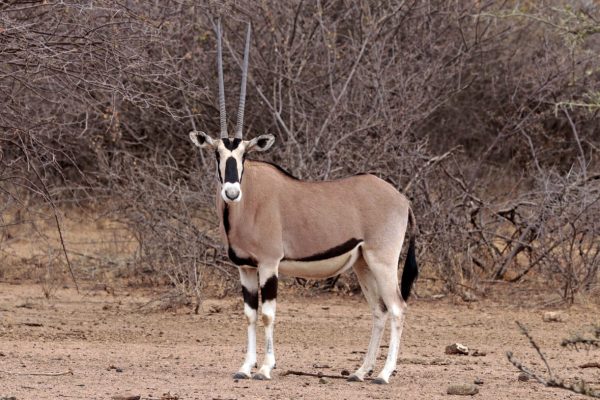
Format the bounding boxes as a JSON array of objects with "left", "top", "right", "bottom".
[{"left": 189, "top": 19, "right": 418, "bottom": 384}]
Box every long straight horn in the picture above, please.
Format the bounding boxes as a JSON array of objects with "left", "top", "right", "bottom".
[
  {"left": 234, "top": 23, "right": 251, "bottom": 139},
  {"left": 216, "top": 18, "right": 228, "bottom": 138}
]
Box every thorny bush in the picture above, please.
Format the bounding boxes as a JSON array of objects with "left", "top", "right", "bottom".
[{"left": 0, "top": 0, "right": 599, "bottom": 302}]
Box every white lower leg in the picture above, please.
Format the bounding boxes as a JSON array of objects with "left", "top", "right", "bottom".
[
  {"left": 376, "top": 304, "right": 405, "bottom": 383},
  {"left": 236, "top": 268, "right": 258, "bottom": 378},
  {"left": 353, "top": 312, "right": 387, "bottom": 380},
  {"left": 238, "top": 304, "right": 257, "bottom": 376},
  {"left": 257, "top": 299, "right": 276, "bottom": 378}
]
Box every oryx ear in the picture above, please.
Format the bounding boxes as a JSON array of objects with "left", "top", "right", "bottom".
[
  {"left": 189, "top": 131, "right": 216, "bottom": 149},
  {"left": 246, "top": 134, "right": 275, "bottom": 153}
]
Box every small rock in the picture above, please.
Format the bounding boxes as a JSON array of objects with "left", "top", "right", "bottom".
[
  {"left": 470, "top": 349, "right": 487, "bottom": 357},
  {"left": 445, "top": 343, "right": 469, "bottom": 355},
  {"left": 474, "top": 378, "right": 484, "bottom": 385},
  {"left": 0, "top": 352, "right": 5, "bottom": 357},
  {"left": 340, "top": 369, "right": 350, "bottom": 376},
  {"left": 318, "top": 377, "right": 328, "bottom": 384},
  {"left": 208, "top": 305, "right": 222, "bottom": 314},
  {"left": 111, "top": 395, "right": 140, "bottom": 400},
  {"left": 447, "top": 384, "right": 479, "bottom": 396},
  {"left": 461, "top": 291, "right": 478, "bottom": 302},
  {"left": 542, "top": 311, "right": 564, "bottom": 322},
  {"left": 518, "top": 372, "right": 530, "bottom": 382},
  {"left": 115, "top": 368, "right": 123, "bottom": 373},
  {"left": 0, "top": 397, "right": 17, "bottom": 400},
  {"left": 312, "top": 363, "right": 330, "bottom": 369}
]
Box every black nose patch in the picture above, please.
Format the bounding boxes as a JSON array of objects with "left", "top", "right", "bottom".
[{"left": 224, "top": 157, "right": 239, "bottom": 183}]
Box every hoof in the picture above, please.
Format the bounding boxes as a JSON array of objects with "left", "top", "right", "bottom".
[
  {"left": 347, "top": 374, "right": 363, "bottom": 382},
  {"left": 233, "top": 372, "right": 250, "bottom": 380},
  {"left": 252, "top": 373, "right": 270, "bottom": 380},
  {"left": 372, "top": 377, "right": 388, "bottom": 385}
]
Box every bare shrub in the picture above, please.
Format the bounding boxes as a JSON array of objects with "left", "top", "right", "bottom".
[{"left": 0, "top": 0, "right": 599, "bottom": 302}]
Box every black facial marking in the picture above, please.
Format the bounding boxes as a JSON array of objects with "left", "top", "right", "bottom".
[
  {"left": 242, "top": 286, "right": 259, "bottom": 310},
  {"left": 215, "top": 149, "right": 222, "bottom": 182},
  {"left": 285, "top": 238, "right": 363, "bottom": 262},
  {"left": 222, "top": 204, "right": 230, "bottom": 234},
  {"left": 261, "top": 276, "right": 278, "bottom": 302},
  {"left": 228, "top": 246, "right": 258, "bottom": 267},
  {"left": 256, "top": 137, "right": 269, "bottom": 148},
  {"left": 379, "top": 298, "right": 388, "bottom": 313},
  {"left": 224, "top": 157, "right": 239, "bottom": 183},
  {"left": 223, "top": 138, "right": 242, "bottom": 150},
  {"left": 197, "top": 134, "right": 206, "bottom": 144}
]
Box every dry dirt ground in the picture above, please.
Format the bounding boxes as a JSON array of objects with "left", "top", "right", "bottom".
[{"left": 0, "top": 283, "right": 599, "bottom": 400}]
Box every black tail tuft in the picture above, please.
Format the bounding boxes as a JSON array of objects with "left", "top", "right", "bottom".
[{"left": 400, "top": 237, "right": 418, "bottom": 301}]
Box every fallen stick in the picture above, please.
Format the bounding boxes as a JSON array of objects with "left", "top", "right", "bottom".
[
  {"left": 580, "top": 362, "right": 600, "bottom": 369},
  {"left": 0, "top": 369, "right": 73, "bottom": 376},
  {"left": 281, "top": 370, "right": 367, "bottom": 381}
]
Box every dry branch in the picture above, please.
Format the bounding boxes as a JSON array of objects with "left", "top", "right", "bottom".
[
  {"left": 507, "top": 322, "right": 600, "bottom": 398},
  {"left": 0, "top": 369, "right": 73, "bottom": 377},
  {"left": 281, "top": 370, "right": 356, "bottom": 381}
]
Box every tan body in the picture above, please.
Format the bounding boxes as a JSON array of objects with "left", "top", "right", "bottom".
[
  {"left": 210, "top": 160, "right": 417, "bottom": 383},
  {"left": 219, "top": 161, "right": 410, "bottom": 278}
]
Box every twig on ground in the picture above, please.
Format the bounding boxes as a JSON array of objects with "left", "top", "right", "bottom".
[
  {"left": 281, "top": 370, "right": 358, "bottom": 380},
  {"left": 580, "top": 362, "right": 600, "bottom": 369},
  {"left": 0, "top": 369, "right": 73, "bottom": 376},
  {"left": 516, "top": 321, "right": 554, "bottom": 378},
  {"left": 507, "top": 321, "right": 600, "bottom": 398},
  {"left": 562, "top": 336, "right": 600, "bottom": 350}
]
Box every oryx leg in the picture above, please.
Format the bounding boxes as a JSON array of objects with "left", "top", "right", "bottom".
[
  {"left": 234, "top": 266, "right": 259, "bottom": 379},
  {"left": 364, "top": 249, "right": 407, "bottom": 385},
  {"left": 253, "top": 263, "right": 278, "bottom": 380},
  {"left": 348, "top": 256, "right": 388, "bottom": 382}
]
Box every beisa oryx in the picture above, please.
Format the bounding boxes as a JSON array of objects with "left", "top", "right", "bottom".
[{"left": 189, "top": 19, "right": 419, "bottom": 384}]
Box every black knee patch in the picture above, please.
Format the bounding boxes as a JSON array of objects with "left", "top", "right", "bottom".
[
  {"left": 242, "top": 286, "right": 258, "bottom": 310},
  {"left": 261, "top": 276, "right": 278, "bottom": 302}
]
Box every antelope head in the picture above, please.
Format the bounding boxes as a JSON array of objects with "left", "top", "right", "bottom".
[{"left": 190, "top": 19, "right": 274, "bottom": 203}]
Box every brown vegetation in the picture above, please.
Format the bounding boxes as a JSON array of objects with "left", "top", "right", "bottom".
[{"left": 1, "top": 0, "right": 599, "bottom": 302}]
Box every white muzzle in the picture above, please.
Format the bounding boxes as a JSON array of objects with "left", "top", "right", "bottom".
[{"left": 222, "top": 182, "right": 242, "bottom": 203}]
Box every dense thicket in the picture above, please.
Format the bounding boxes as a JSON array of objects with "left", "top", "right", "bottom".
[{"left": 1, "top": 0, "right": 599, "bottom": 301}]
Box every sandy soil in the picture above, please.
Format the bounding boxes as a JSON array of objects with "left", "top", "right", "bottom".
[{"left": 0, "top": 283, "right": 599, "bottom": 400}]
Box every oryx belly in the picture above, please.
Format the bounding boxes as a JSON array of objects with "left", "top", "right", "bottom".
[{"left": 279, "top": 241, "right": 362, "bottom": 279}]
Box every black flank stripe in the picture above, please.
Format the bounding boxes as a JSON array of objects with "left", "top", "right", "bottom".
[
  {"left": 286, "top": 238, "right": 363, "bottom": 262},
  {"left": 242, "top": 286, "right": 259, "bottom": 310},
  {"left": 261, "top": 276, "right": 278, "bottom": 302}
]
